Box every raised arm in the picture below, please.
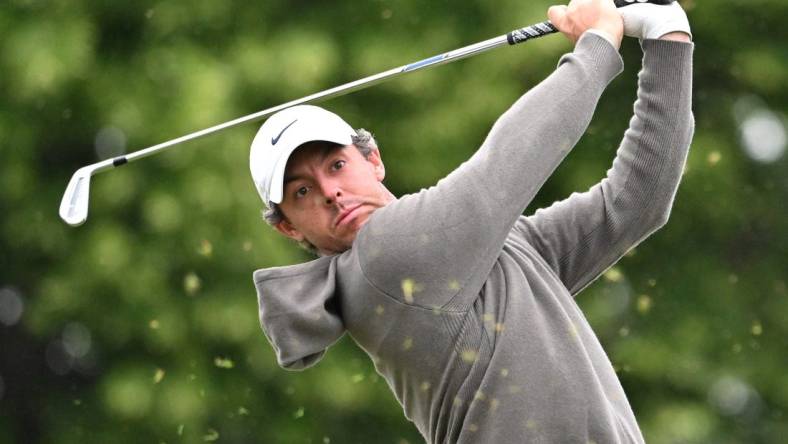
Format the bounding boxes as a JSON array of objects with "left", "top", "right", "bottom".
[
  {"left": 356, "top": 3, "right": 626, "bottom": 310},
  {"left": 514, "top": 27, "right": 694, "bottom": 295}
]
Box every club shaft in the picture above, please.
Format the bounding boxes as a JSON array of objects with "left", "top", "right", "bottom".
[
  {"left": 116, "top": 22, "right": 557, "bottom": 165},
  {"left": 79, "top": 0, "right": 678, "bottom": 170},
  {"left": 61, "top": 0, "right": 678, "bottom": 226}
]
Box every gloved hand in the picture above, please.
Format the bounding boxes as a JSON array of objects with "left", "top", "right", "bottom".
[{"left": 620, "top": 2, "right": 692, "bottom": 40}]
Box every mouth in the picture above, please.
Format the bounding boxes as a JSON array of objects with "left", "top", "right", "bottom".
[{"left": 334, "top": 204, "right": 363, "bottom": 228}]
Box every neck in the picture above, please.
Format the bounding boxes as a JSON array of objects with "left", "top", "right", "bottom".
[{"left": 381, "top": 185, "right": 397, "bottom": 205}]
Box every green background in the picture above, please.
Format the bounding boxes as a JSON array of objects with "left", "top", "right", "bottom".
[{"left": 1, "top": 0, "right": 786, "bottom": 442}]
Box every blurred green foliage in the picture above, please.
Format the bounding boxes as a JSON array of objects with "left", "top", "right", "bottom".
[{"left": 1, "top": 0, "right": 786, "bottom": 443}]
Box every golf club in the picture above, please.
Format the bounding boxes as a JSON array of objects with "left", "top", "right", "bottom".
[{"left": 59, "top": 0, "right": 675, "bottom": 226}]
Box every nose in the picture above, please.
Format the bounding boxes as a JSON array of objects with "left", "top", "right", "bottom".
[
  {"left": 324, "top": 189, "right": 342, "bottom": 205},
  {"left": 318, "top": 179, "right": 343, "bottom": 206}
]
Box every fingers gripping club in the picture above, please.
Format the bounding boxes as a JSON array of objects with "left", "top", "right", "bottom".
[{"left": 507, "top": 0, "right": 676, "bottom": 44}]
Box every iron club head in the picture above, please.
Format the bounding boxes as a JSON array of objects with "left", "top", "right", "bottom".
[{"left": 59, "top": 166, "right": 96, "bottom": 226}]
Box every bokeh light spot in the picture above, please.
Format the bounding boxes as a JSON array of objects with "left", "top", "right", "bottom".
[
  {"left": 401, "top": 278, "right": 416, "bottom": 303},
  {"left": 603, "top": 267, "right": 624, "bottom": 283},
  {"left": 214, "top": 357, "right": 234, "bottom": 369},
  {"left": 460, "top": 349, "right": 477, "bottom": 363},
  {"left": 637, "top": 295, "right": 652, "bottom": 314},
  {"left": 103, "top": 368, "right": 153, "bottom": 419},
  {"left": 708, "top": 376, "right": 758, "bottom": 416},
  {"left": 62, "top": 322, "right": 91, "bottom": 359},
  {"left": 184, "top": 272, "right": 202, "bottom": 296},
  {"left": 0, "top": 287, "right": 24, "bottom": 326},
  {"left": 569, "top": 323, "right": 579, "bottom": 338},
  {"left": 203, "top": 428, "right": 219, "bottom": 441},
  {"left": 706, "top": 150, "right": 721, "bottom": 166},
  {"left": 198, "top": 239, "right": 213, "bottom": 257},
  {"left": 734, "top": 96, "right": 786, "bottom": 163}
]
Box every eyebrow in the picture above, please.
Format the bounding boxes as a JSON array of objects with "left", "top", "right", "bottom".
[
  {"left": 282, "top": 175, "right": 302, "bottom": 186},
  {"left": 283, "top": 144, "right": 345, "bottom": 185}
]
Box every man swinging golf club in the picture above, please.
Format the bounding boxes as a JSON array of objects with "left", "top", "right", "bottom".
[{"left": 250, "top": 0, "right": 693, "bottom": 442}]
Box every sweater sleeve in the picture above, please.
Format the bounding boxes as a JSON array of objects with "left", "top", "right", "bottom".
[
  {"left": 512, "top": 39, "right": 694, "bottom": 296},
  {"left": 355, "top": 33, "right": 624, "bottom": 310}
]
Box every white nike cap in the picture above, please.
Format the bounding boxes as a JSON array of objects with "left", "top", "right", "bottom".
[{"left": 250, "top": 105, "right": 356, "bottom": 207}]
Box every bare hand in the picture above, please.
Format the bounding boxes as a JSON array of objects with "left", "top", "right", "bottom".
[{"left": 548, "top": 0, "right": 624, "bottom": 49}]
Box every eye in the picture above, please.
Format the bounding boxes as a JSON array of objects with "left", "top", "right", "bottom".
[
  {"left": 331, "top": 160, "right": 346, "bottom": 171},
  {"left": 295, "top": 186, "right": 310, "bottom": 198}
]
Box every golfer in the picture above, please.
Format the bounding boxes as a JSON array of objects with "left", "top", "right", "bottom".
[{"left": 249, "top": 0, "right": 693, "bottom": 442}]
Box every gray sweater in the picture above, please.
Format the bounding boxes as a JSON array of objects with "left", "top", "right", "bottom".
[{"left": 253, "top": 33, "right": 694, "bottom": 443}]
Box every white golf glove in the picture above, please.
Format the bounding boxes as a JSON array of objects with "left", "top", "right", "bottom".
[{"left": 620, "top": 2, "right": 692, "bottom": 40}]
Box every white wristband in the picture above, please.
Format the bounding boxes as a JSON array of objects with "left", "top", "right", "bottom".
[{"left": 621, "top": 2, "right": 692, "bottom": 40}]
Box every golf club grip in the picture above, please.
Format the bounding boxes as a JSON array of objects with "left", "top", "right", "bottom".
[{"left": 507, "top": 0, "right": 677, "bottom": 45}]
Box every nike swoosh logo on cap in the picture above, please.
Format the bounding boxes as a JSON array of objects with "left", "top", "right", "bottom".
[{"left": 271, "top": 119, "right": 298, "bottom": 145}]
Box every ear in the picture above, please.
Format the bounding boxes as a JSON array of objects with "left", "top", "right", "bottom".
[
  {"left": 366, "top": 148, "right": 386, "bottom": 181},
  {"left": 274, "top": 218, "right": 305, "bottom": 242}
]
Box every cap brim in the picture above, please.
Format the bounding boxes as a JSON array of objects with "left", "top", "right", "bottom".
[{"left": 267, "top": 143, "right": 301, "bottom": 205}]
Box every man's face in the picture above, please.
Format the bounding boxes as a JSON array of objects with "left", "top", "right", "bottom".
[{"left": 274, "top": 143, "right": 393, "bottom": 255}]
